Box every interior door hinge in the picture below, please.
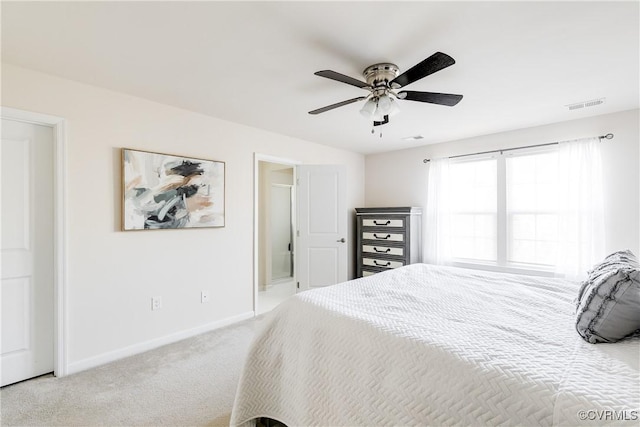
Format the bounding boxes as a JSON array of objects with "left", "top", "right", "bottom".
[
  {"left": 297, "top": 282, "right": 300, "bottom": 289},
  {"left": 296, "top": 178, "right": 300, "bottom": 185},
  {"left": 296, "top": 230, "right": 300, "bottom": 237}
]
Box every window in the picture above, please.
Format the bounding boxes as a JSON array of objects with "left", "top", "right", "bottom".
[
  {"left": 448, "top": 147, "right": 559, "bottom": 272},
  {"left": 426, "top": 137, "right": 604, "bottom": 279},
  {"left": 506, "top": 150, "right": 559, "bottom": 267},
  {"left": 449, "top": 158, "right": 497, "bottom": 262}
]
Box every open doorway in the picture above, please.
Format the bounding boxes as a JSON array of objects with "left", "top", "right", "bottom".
[{"left": 255, "top": 157, "right": 298, "bottom": 315}]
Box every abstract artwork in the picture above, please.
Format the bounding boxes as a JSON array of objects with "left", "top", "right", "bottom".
[{"left": 122, "top": 149, "right": 225, "bottom": 230}]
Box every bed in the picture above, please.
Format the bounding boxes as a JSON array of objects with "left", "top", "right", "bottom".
[{"left": 230, "top": 264, "right": 640, "bottom": 426}]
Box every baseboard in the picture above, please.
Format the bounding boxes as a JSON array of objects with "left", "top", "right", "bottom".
[{"left": 66, "top": 311, "right": 255, "bottom": 375}]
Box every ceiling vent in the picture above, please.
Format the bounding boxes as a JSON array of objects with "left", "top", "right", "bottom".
[
  {"left": 402, "top": 135, "right": 424, "bottom": 141},
  {"left": 567, "top": 98, "right": 605, "bottom": 111}
]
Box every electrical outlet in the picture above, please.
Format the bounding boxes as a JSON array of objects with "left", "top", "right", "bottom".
[
  {"left": 151, "top": 296, "right": 162, "bottom": 311},
  {"left": 201, "top": 291, "right": 210, "bottom": 303}
]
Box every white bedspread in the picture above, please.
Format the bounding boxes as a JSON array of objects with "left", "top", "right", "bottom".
[{"left": 230, "top": 264, "right": 640, "bottom": 426}]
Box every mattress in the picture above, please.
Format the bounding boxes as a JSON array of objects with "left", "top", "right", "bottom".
[{"left": 230, "top": 264, "right": 640, "bottom": 426}]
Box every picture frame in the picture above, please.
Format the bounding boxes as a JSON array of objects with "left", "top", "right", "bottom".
[{"left": 122, "top": 148, "right": 225, "bottom": 230}]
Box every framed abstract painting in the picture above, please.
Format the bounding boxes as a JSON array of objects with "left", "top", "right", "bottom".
[{"left": 122, "top": 148, "right": 225, "bottom": 230}]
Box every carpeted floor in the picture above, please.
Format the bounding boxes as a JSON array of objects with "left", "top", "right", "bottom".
[{"left": 1, "top": 316, "right": 262, "bottom": 426}]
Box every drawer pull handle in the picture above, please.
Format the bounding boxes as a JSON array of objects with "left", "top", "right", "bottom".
[
  {"left": 374, "top": 220, "right": 391, "bottom": 226},
  {"left": 373, "top": 233, "right": 391, "bottom": 240},
  {"left": 374, "top": 247, "right": 391, "bottom": 253},
  {"left": 374, "top": 260, "right": 391, "bottom": 267}
]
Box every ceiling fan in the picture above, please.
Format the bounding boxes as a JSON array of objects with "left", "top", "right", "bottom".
[{"left": 309, "top": 52, "right": 463, "bottom": 127}]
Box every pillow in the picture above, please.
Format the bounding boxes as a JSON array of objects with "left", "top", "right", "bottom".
[{"left": 575, "top": 250, "right": 640, "bottom": 344}]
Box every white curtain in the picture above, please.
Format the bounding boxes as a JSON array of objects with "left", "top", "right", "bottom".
[
  {"left": 555, "top": 137, "right": 605, "bottom": 280},
  {"left": 424, "top": 157, "right": 452, "bottom": 265}
]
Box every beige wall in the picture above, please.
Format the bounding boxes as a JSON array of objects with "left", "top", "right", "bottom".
[
  {"left": 365, "top": 109, "right": 640, "bottom": 257},
  {"left": 1, "top": 64, "right": 365, "bottom": 372}
]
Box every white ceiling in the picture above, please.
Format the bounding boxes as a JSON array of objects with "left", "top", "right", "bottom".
[{"left": 2, "top": 1, "right": 638, "bottom": 154}]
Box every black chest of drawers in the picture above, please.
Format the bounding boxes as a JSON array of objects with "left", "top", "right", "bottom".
[{"left": 355, "top": 207, "right": 422, "bottom": 278}]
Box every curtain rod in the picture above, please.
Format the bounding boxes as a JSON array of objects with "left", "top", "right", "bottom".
[{"left": 422, "top": 133, "right": 614, "bottom": 163}]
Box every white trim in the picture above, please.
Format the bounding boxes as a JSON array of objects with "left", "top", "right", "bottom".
[
  {"left": 496, "top": 152, "right": 507, "bottom": 267},
  {"left": 253, "top": 153, "right": 301, "bottom": 314},
  {"left": 67, "top": 311, "right": 254, "bottom": 375},
  {"left": 1, "top": 107, "right": 68, "bottom": 378},
  {"left": 448, "top": 152, "right": 498, "bottom": 164},
  {"left": 450, "top": 261, "right": 555, "bottom": 278},
  {"left": 255, "top": 154, "right": 300, "bottom": 166}
]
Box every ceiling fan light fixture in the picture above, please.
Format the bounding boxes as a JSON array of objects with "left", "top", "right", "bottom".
[
  {"left": 376, "top": 95, "right": 392, "bottom": 115},
  {"left": 359, "top": 97, "right": 378, "bottom": 118},
  {"left": 372, "top": 111, "right": 386, "bottom": 123},
  {"left": 379, "top": 95, "right": 400, "bottom": 117},
  {"left": 361, "top": 94, "right": 400, "bottom": 122}
]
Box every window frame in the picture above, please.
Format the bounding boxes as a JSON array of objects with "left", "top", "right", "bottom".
[{"left": 447, "top": 145, "right": 559, "bottom": 277}]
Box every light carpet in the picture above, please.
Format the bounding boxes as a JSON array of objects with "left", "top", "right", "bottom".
[{"left": 1, "top": 316, "right": 262, "bottom": 426}]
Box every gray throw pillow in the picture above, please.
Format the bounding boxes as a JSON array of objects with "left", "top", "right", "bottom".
[{"left": 575, "top": 250, "right": 640, "bottom": 344}]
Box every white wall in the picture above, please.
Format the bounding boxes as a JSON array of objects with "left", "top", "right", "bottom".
[
  {"left": 1, "top": 64, "right": 365, "bottom": 372},
  {"left": 365, "top": 109, "right": 640, "bottom": 257}
]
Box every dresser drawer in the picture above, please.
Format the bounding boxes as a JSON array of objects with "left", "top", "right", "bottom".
[
  {"left": 362, "top": 258, "right": 404, "bottom": 269},
  {"left": 362, "top": 232, "right": 404, "bottom": 242},
  {"left": 362, "top": 270, "right": 376, "bottom": 277},
  {"left": 362, "top": 245, "right": 404, "bottom": 256},
  {"left": 362, "top": 218, "right": 404, "bottom": 228}
]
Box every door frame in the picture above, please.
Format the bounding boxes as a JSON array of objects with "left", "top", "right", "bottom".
[
  {"left": 1, "top": 106, "right": 68, "bottom": 378},
  {"left": 253, "top": 153, "right": 300, "bottom": 315}
]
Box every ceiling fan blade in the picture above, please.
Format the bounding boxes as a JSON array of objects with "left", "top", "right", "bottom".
[
  {"left": 308, "top": 96, "right": 367, "bottom": 115},
  {"left": 314, "top": 70, "right": 371, "bottom": 89},
  {"left": 390, "top": 52, "right": 456, "bottom": 89},
  {"left": 398, "top": 91, "right": 463, "bottom": 107}
]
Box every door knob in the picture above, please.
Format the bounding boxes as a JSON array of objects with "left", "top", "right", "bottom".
[{"left": 337, "top": 238, "right": 346, "bottom": 243}]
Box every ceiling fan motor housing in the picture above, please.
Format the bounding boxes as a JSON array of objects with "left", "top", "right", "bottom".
[{"left": 363, "top": 63, "right": 399, "bottom": 92}]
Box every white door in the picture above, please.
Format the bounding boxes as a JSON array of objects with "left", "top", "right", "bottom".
[
  {"left": 296, "top": 165, "right": 347, "bottom": 291},
  {"left": 1, "top": 119, "right": 54, "bottom": 386}
]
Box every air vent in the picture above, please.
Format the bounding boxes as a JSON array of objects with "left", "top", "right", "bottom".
[
  {"left": 567, "top": 98, "right": 605, "bottom": 111},
  {"left": 402, "top": 135, "right": 424, "bottom": 141}
]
